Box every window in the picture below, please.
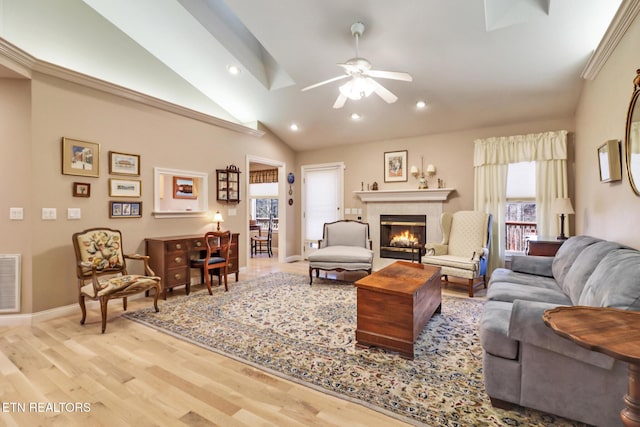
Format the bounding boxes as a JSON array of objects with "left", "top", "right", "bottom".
[
  {"left": 505, "top": 162, "right": 536, "bottom": 252},
  {"left": 250, "top": 182, "right": 279, "bottom": 230}
]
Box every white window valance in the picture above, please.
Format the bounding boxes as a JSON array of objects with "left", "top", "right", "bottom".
[{"left": 474, "top": 130, "right": 568, "bottom": 166}]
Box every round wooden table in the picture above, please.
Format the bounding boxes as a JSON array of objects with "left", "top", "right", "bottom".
[{"left": 543, "top": 306, "right": 640, "bottom": 427}]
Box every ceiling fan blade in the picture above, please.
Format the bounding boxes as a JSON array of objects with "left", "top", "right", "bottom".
[
  {"left": 333, "top": 93, "right": 348, "bottom": 109},
  {"left": 301, "top": 75, "right": 349, "bottom": 92},
  {"left": 366, "top": 77, "right": 398, "bottom": 104},
  {"left": 366, "top": 69, "right": 413, "bottom": 82}
]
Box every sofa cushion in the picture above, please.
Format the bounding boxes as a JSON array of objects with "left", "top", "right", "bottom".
[
  {"left": 490, "top": 268, "right": 559, "bottom": 290},
  {"left": 308, "top": 246, "right": 373, "bottom": 264},
  {"left": 562, "top": 240, "right": 628, "bottom": 304},
  {"left": 578, "top": 249, "right": 640, "bottom": 309},
  {"left": 551, "top": 235, "right": 602, "bottom": 289},
  {"left": 480, "top": 301, "right": 518, "bottom": 360},
  {"left": 487, "top": 282, "right": 571, "bottom": 305}
]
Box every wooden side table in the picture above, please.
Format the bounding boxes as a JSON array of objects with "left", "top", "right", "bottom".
[
  {"left": 526, "top": 236, "right": 565, "bottom": 256},
  {"left": 543, "top": 306, "right": 640, "bottom": 427}
]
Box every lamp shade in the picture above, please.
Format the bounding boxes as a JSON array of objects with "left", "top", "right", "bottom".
[
  {"left": 410, "top": 166, "right": 419, "bottom": 175},
  {"left": 426, "top": 164, "right": 436, "bottom": 175},
  {"left": 339, "top": 76, "right": 374, "bottom": 100},
  {"left": 552, "top": 198, "right": 574, "bottom": 214},
  {"left": 213, "top": 211, "right": 224, "bottom": 222}
]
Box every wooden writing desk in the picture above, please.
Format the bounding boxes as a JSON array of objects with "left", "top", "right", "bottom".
[{"left": 145, "top": 233, "right": 239, "bottom": 299}]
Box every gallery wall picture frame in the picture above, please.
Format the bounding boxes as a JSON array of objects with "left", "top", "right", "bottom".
[
  {"left": 109, "top": 151, "right": 140, "bottom": 176},
  {"left": 109, "top": 201, "right": 142, "bottom": 218},
  {"left": 61, "top": 137, "right": 100, "bottom": 178},
  {"left": 173, "top": 176, "right": 197, "bottom": 199},
  {"left": 384, "top": 150, "right": 408, "bottom": 182},
  {"left": 109, "top": 178, "right": 142, "bottom": 197},
  {"left": 73, "top": 182, "right": 91, "bottom": 197},
  {"left": 598, "top": 139, "right": 622, "bottom": 183}
]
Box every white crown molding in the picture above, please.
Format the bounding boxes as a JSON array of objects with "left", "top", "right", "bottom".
[
  {"left": 582, "top": 0, "right": 640, "bottom": 80},
  {"left": 0, "top": 38, "right": 265, "bottom": 138}
]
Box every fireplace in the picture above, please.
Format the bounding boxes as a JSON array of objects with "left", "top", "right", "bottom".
[{"left": 380, "top": 214, "right": 426, "bottom": 260}]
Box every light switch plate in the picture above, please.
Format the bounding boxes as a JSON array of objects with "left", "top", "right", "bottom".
[
  {"left": 228, "top": 208, "right": 237, "bottom": 216},
  {"left": 67, "top": 208, "right": 81, "bottom": 220},
  {"left": 42, "top": 208, "right": 57, "bottom": 220},
  {"left": 9, "top": 207, "right": 23, "bottom": 220}
]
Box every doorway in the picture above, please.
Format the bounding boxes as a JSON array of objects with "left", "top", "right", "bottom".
[
  {"left": 301, "top": 162, "right": 344, "bottom": 259},
  {"left": 246, "top": 156, "right": 286, "bottom": 264}
]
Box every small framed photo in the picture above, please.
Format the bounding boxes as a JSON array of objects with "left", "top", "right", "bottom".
[
  {"left": 384, "top": 150, "right": 408, "bottom": 182},
  {"left": 109, "top": 151, "right": 140, "bottom": 176},
  {"left": 109, "top": 201, "right": 142, "bottom": 218},
  {"left": 598, "top": 139, "right": 622, "bottom": 183},
  {"left": 109, "top": 178, "right": 142, "bottom": 197},
  {"left": 61, "top": 137, "right": 100, "bottom": 178},
  {"left": 73, "top": 182, "right": 91, "bottom": 197},
  {"left": 173, "top": 176, "right": 197, "bottom": 199}
]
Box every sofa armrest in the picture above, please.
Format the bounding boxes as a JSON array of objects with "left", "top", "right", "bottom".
[
  {"left": 508, "top": 299, "right": 614, "bottom": 369},
  {"left": 425, "top": 243, "right": 448, "bottom": 256},
  {"left": 510, "top": 255, "right": 554, "bottom": 277}
]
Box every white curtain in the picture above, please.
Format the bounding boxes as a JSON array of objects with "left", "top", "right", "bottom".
[{"left": 474, "top": 130, "right": 568, "bottom": 273}]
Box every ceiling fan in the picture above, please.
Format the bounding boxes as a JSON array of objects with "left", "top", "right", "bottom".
[{"left": 301, "top": 22, "right": 412, "bottom": 109}]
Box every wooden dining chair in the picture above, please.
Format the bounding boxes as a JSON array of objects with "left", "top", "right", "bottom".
[
  {"left": 190, "top": 231, "right": 232, "bottom": 293},
  {"left": 251, "top": 218, "right": 273, "bottom": 257}
]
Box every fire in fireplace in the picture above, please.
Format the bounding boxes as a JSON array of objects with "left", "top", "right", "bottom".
[{"left": 380, "top": 214, "right": 426, "bottom": 260}]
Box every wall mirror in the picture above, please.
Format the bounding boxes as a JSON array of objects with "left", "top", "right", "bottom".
[
  {"left": 625, "top": 69, "right": 640, "bottom": 196},
  {"left": 153, "top": 167, "right": 209, "bottom": 217}
]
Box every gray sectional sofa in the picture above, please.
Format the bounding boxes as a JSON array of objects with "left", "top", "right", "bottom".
[{"left": 480, "top": 235, "right": 640, "bottom": 426}]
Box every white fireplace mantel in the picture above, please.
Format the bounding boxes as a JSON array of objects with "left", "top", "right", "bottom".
[
  {"left": 354, "top": 188, "right": 455, "bottom": 203},
  {"left": 354, "top": 188, "right": 455, "bottom": 260}
]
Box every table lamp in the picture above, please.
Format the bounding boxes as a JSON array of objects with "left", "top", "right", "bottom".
[
  {"left": 213, "top": 211, "right": 224, "bottom": 231},
  {"left": 552, "top": 198, "right": 574, "bottom": 240}
]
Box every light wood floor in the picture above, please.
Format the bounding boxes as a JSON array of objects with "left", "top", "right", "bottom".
[{"left": 0, "top": 255, "right": 483, "bottom": 427}]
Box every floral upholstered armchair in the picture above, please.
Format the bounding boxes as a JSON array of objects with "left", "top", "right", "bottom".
[
  {"left": 72, "top": 227, "right": 161, "bottom": 333},
  {"left": 421, "top": 211, "right": 492, "bottom": 297},
  {"left": 308, "top": 220, "right": 373, "bottom": 284}
]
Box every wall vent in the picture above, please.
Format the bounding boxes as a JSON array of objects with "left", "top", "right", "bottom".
[{"left": 0, "top": 254, "right": 21, "bottom": 313}]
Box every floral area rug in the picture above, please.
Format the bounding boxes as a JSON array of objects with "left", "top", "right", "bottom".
[{"left": 124, "top": 272, "right": 586, "bottom": 426}]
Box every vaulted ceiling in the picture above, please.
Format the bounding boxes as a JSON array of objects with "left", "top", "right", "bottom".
[{"left": 0, "top": 0, "right": 622, "bottom": 150}]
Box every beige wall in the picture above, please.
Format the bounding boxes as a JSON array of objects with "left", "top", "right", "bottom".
[
  {"left": 574, "top": 12, "right": 640, "bottom": 249},
  {"left": 1, "top": 72, "right": 295, "bottom": 313},
  {"left": 296, "top": 117, "right": 574, "bottom": 224}
]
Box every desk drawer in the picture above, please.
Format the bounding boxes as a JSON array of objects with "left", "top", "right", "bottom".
[
  {"left": 165, "top": 240, "right": 188, "bottom": 253},
  {"left": 188, "top": 238, "right": 205, "bottom": 250},
  {"left": 165, "top": 267, "right": 189, "bottom": 287}
]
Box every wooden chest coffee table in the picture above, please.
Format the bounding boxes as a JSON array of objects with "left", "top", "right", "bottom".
[{"left": 354, "top": 261, "right": 441, "bottom": 359}]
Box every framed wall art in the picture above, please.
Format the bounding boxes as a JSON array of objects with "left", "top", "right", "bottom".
[
  {"left": 597, "top": 139, "right": 622, "bottom": 183},
  {"left": 109, "top": 151, "right": 140, "bottom": 176},
  {"left": 173, "top": 176, "right": 197, "bottom": 199},
  {"left": 72, "top": 182, "right": 91, "bottom": 197},
  {"left": 384, "top": 150, "right": 408, "bottom": 182},
  {"left": 109, "top": 201, "right": 142, "bottom": 218},
  {"left": 109, "top": 178, "right": 142, "bottom": 197},
  {"left": 61, "top": 137, "right": 100, "bottom": 178}
]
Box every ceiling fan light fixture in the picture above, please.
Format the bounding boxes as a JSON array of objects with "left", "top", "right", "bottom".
[
  {"left": 416, "top": 100, "right": 427, "bottom": 109},
  {"left": 339, "top": 76, "right": 374, "bottom": 100}
]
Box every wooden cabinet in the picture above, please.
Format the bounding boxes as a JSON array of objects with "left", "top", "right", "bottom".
[
  {"left": 216, "top": 165, "right": 241, "bottom": 202},
  {"left": 145, "top": 233, "right": 240, "bottom": 298},
  {"left": 526, "top": 236, "right": 565, "bottom": 256}
]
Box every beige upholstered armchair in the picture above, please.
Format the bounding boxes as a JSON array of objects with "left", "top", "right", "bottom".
[
  {"left": 72, "top": 227, "right": 161, "bottom": 333},
  {"left": 308, "top": 220, "right": 373, "bottom": 284},
  {"left": 421, "top": 211, "right": 492, "bottom": 297}
]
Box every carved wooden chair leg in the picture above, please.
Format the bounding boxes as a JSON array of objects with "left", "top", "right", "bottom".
[
  {"left": 122, "top": 297, "right": 127, "bottom": 311},
  {"left": 468, "top": 279, "right": 474, "bottom": 298},
  {"left": 152, "top": 285, "right": 160, "bottom": 312},
  {"left": 79, "top": 294, "right": 87, "bottom": 325},
  {"left": 100, "top": 297, "right": 109, "bottom": 334}
]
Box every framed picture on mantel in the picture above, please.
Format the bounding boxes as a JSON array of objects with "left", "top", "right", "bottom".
[{"left": 384, "top": 150, "right": 408, "bottom": 182}]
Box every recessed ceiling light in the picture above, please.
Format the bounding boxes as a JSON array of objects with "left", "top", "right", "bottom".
[
  {"left": 351, "top": 113, "right": 362, "bottom": 120},
  {"left": 416, "top": 100, "right": 427, "bottom": 109},
  {"left": 227, "top": 64, "right": 241, "bottom": 75},
  {"left": 289, "top": 123, "right": 299, "bottom": 131}
]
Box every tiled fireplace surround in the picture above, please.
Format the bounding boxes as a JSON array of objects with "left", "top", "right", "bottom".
[{"left": 354, "top": 189, "right": 455, "bottom": 260}]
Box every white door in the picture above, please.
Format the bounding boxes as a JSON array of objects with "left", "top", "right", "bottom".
[{"left": 302, "top": 163, "right": 344, "bottom": 259}]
